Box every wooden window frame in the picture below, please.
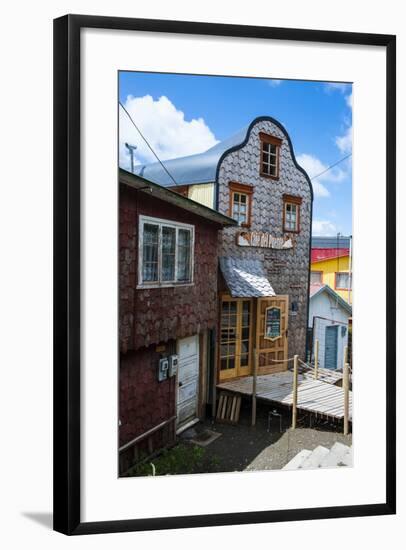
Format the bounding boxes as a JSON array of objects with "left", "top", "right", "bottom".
[
  {"left": 137, "top": 215, "right": 195, "bottom": 289},
  {"left": 335, "top": 271, "right": 352, "bottom": 291},
  {"left": 228, "top": 181, "right": 254, "bottom": 228},
  {"left": 259, "top": 132, "right": 282, "bottom": 180},
  {"left": 283, "top": 194, "right": 302, "bottom": 233},
  {"left": 310, "top": 271, "right": 324, "bottom": 285}
]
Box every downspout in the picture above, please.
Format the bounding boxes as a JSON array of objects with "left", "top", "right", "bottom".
[{"left": 348, "top": 235, "right": 352, "bottom": 304}]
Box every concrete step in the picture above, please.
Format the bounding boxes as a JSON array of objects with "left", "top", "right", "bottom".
[
  {"left": 300, "top": 445, "right": 330, "bottom": 469},
  {"left": 282, "top": 449, "right": 312, "bottom": 470},
  {"left": 319, "top": 442, "right": 351, "bottom": 468},
  {"left": 340, "top": 447, "right": 353, "bottom": 467}
]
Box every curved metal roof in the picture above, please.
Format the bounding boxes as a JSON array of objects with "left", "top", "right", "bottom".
[{"left": 133, "top": 126, "right": 248, "bottom": 187}]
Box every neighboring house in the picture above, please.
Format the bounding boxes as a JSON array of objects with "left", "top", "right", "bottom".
[
  {"left": 308, "top": 284, "right": 352, "bottom": 371},
  {"left": 119, "top": 169, "right": 236, "bottom": 472},
  {"left": 135, "top": 116, "right": 313, "bottom": 382},
  {"left": 311, "top": 236, "right": 352, "bottom": 304}
]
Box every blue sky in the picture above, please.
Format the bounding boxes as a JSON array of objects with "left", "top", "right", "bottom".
[{"left": 119, "top": 72, "right": 352, "bottom": 236}]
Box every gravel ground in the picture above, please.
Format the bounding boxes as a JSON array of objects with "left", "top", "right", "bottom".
[{"left": 182, "top": 399, "right": 352, "bottom": 473}]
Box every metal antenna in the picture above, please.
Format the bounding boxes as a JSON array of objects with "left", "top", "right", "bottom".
[{"left": 125, "top": 142, "right": 137, "bottom": 174}]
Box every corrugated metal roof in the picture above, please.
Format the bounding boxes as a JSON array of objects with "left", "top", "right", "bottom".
[
  {"left": 132, "top": 126, "right": 248, "bottom": 187},
  {"left": 219, "top": 257, "right": 275, "bottom": 298},
  {"left": 312, "top": 236, "right": 351, "bottom": 248},
  {"left": 311, "top": 248, "right": 349, "bottom": 263},
  {"left": 120, "top": 169, "right": 237, "bottom": 227}
]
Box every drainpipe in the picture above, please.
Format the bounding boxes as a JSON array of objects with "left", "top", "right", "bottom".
[{"left": 348, "top": 235, "right": 352, "bottom": 304}]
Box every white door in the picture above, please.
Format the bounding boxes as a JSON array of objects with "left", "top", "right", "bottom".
[{"left": 177, "top": 335, "right": 199, "bottom": 431}]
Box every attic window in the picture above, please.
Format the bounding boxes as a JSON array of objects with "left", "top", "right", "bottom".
[{"left": 259, "top": 132, "right": 282, "bottom": 179}]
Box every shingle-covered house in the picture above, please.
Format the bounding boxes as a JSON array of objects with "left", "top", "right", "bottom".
[
  {"left": 119, "top": 169, "right": 235, "bottom": 471},
  {"left": 134, "top": 116, "right": 313, "bottom": 383}
]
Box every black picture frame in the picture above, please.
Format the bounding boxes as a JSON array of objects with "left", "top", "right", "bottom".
[{"left": 53, "top": 14, "right": 396, "bottom": 535}]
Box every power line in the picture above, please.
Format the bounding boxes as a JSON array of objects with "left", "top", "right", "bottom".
[
  {"left": 310, "top": 153, "right": 352, "bottom": 181},
  {"left": 119, "top": 101, "right": 179, "bottom": 186}
]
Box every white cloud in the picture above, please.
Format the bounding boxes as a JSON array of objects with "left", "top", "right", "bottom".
[
  {"left": 345, "top": 92, "right": 353, "bottom": 109},
  {"left": 335, "top": 125, "right": 352, "bottom": 154},
  {"left": 296, "top": 153, "right": 347, "bottom": 197},
  {"left": 312, "top": 219, "right": 338, "bottom": 236},
  {"left": 324, "top": 82, "right": 351, "bottom": 93},
  {"left": 119, "top": 95, "right": 218, "bottom": 171},
  {"left": 267, "top": 79, "right": 282, "bottom": 87}
]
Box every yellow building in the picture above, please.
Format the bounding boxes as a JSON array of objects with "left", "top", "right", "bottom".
[{"left": 310, "top": 236, "right": 352, "bottom": 304}]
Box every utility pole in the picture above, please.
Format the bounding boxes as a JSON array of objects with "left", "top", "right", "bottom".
[{"left": 125, "top": 142, "right": 137, "bottom": 174}]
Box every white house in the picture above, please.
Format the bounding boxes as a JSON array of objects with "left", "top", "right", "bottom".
[{"left": 308, "top": 284, "right": 352, "bottom": 371}]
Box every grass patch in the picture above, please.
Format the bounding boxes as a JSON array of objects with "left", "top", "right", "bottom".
[{"left": 126, "top": 443, "right": 220, "bottom": 477}]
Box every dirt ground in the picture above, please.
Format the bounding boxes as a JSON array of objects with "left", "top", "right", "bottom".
[{"left": 180, "top": 399, "right": 352, "bottom": 472}]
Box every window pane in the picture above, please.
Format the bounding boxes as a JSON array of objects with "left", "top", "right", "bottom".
[
  {"left": 142, "top": 224, "right": 159, "bottom": 281},
  {"left": 229, "top": 302, "right": 237, "bottom": 313},
  {"left": 177, "top": 229, "right": 191, "bottom": 282},
  {"left": 162, "top": 226, "right": 176, "bottom": 281},
  {"left": 241, "top": 341, "right": 249, "bottom": 354},
  {"left": 337, "top": 272, "right": 350, "bottom": 288},
  {"left": 310, "top": 272, "right": 322, "bottom": 284}
]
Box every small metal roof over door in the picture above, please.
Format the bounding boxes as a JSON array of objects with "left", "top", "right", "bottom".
[{"left": 219, "top": 257, "right": 275, "bottom": 298}]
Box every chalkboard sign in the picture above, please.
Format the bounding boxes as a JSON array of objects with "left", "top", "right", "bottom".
[{"left": 265, "top": 307, "right": 281, "bottom": 340}]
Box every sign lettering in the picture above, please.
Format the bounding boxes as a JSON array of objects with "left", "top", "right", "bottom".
[{"left": 237, "top": 231, "right": 293, "bottom": 249}]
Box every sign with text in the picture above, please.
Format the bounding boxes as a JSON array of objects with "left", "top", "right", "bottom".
[
  {"left": 237, "top": 231, "right": 293, "bottom": 249},
  {"left": 265, "top": 306, "right": 281, "bottom": 340}
]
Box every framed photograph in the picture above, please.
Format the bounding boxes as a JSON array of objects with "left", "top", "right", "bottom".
[{"left": 53, "top": 14, "right": 396, "bottom": 535}]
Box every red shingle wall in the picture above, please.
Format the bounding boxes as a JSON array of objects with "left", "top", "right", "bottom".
[
  {"left": 119, "top": 344, "right": 176, "bottom": 448},
  {"left": 119, "top": 184, "right": 220, "bottom": 353}
]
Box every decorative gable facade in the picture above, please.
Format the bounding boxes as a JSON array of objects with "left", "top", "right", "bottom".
[{"left": 216, "top": 118, "right": 313, "bottom": 380}]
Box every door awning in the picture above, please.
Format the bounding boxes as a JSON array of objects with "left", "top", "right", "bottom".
[{"left": 219, "top": 257, "right": 276, "bottom": 298}]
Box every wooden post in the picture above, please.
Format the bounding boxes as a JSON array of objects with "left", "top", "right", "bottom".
[
  {"left": 251, "top": 348, "right": 258, "bottom": 426},
  {"left": 343, "top": 360, "right": 350, "bottom": 435},
  {"left": 291, "top": 355, "right": 299, "bottom": 429},
  {"left": 314, "top": 339, "right": 319, "bottom": 380}
]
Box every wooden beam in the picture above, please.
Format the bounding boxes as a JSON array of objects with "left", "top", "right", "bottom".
[
  {"left": 251, "top": 349, "right": 258, "bottom": 426},
  {"left": 292, "top": 355, "right": 299, "bottom": 429},
  {"left": 314, "top": 339, "right": 319, "bottom": 380}
]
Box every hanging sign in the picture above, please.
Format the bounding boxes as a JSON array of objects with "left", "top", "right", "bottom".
[
  {"left": 237, "top": 231, "right": 293, "bottom": 249},
  {"left": 265, "top": 306, "right": 282, "bottom": 340}
]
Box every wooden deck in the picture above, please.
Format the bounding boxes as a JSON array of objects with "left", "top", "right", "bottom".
[
  {"left": 300, "top": 367, "right": 343, "bottom": 385},
  {"left": 217, "top": 371, "right": 352, "bottom": 420}
]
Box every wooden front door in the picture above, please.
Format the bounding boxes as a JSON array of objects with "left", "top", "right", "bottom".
[
  {"left": 256, "top": 295, "right": 289, "bottom": 374},
  {"left": 219, "top": 296, "right": 253, "bottom": 381},
  {"left": 177, "top": 335, "right": 199, "bottom": 431}
]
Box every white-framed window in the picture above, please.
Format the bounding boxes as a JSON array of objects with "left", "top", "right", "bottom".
[
  {"left": 310, "top": 271, "right": 323, "bottom": 284},
  {"left": 284, "top": 202, "right": 298, "bottom": 231},
  {"left": 262, "top": 141, "right": 278, "bottom": 177},
  {"left": 232, "top": 192, "right": 248, "bottom": 225},
  {"left": 139, "top": 216, "right": 194, "bottom": 287},
  {"left": 335, "top": 272, "right": 352, "bottom": 290}
]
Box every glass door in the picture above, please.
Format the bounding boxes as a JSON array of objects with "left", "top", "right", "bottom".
[{"left": 219, "top": 297, "right": 253, "bottom": 381}]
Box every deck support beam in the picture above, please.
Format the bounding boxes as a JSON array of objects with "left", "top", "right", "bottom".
[{"left": 291, "top": 355, "right": 299, "bottom": 429}]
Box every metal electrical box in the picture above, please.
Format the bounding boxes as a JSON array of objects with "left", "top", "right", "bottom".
[
  {"left": 168, "top": 354, "right": 179, "bottom": 377},
  {"left": 158, "top": 357, "right": 169, "bottom": 382}
]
